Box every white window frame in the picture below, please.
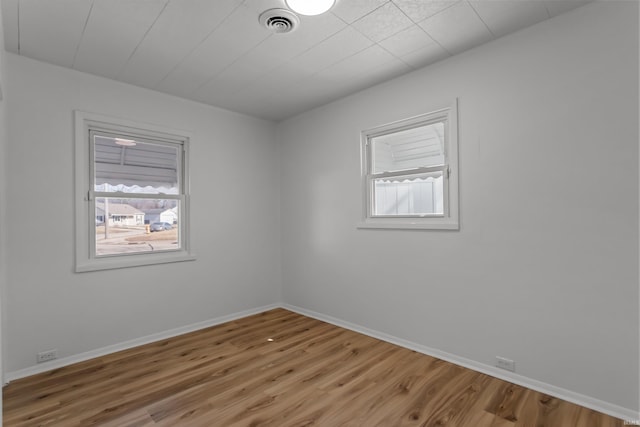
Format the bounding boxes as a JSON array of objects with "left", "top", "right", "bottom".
[
  {"left": 74, "top": 111, "right": 195, "bottom": 272},
  {"left": 358, "top": 100, "right": 459, "bottom": 230}
]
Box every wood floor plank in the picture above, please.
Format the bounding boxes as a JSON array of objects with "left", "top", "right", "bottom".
[{"left": 3, "top": 308, "right": 625, "bottom": 426}]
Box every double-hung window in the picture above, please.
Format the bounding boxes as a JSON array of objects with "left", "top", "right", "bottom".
[
  {"left": 75, "top": 111, "right": 194, "bottom": 271},
  {"left": 359, "top": 101, "right": 459, "bottom": 230}
]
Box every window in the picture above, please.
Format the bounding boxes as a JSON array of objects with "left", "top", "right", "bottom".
[
  {"left": 75, "top": 111, "right": 195, "bottom": 271},
  {"left": 359, "top": 100, "right": 459, "bottom": 230}
]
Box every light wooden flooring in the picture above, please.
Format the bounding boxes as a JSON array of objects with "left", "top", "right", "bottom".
[{"left": 3, "top": 308, "right": 623, "bottom": 426}]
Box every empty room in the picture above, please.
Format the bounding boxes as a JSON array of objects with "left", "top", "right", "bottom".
[{"left": 0, "top": 0, "right": 638, "bottom": 425}]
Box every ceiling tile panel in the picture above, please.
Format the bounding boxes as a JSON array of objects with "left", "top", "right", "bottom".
[
  {"left": 1, "top": 0, "right": 19, "bottom": 53},
  {"left": 308, "top": 49, "right": 412, "bottom": 113},
  {"left": 227, "top": 61, "right": 315, "bottom": 112},
  {"left": 118, "top": 0, "right": 243, "bottom": 89},
  {"left": 291, "top": 26, "right": 373, "bottom": 74},
  {"left": 18, "top": 0, "right": 93, "bottom": 68},
  {"left": 223, "top": 82, "right": 280, "bottom": 114},
  {"left": 400, "top": 43, "right": 450, "bottom": 69},
  {"left": 352, "top": 2, "right": 414, "bottom": 43},
  {"left": 378, "top": 24, "right": 436, "bottom": 57},
  {"left": 316, "top": 44, "right": 398, "bottom": 82},
  {"left": 345, "top": 59, "right": 412, "bottom": 94},
  {"left": 217, "top": 67, "right": 311, "bottom": 119},
  {"left": 249, "top": 12, "right": 347, "bottom": 63},
  {"left": 350, "top": 54, "right": 412, "bottom": 89},
  {"left": 470, "top": 0, "right": 550, "bottom": 37},
  {"left": 233, "top": 81, "right": 323, "bottom": 120},
  {"left": 253, "top": 62, "right": 314, "bottom": 92},
  {"left": 237, "top": 67, "right": 373, "bottom": 120},
  {"left": 250, "top": 91, "right": 318, "bottom": 121},
  {"left": 211, "top": 86, "right": 267, "bottom": 118},
  {"left": 330, "top": 0, "right": 389, "bottom": 24},
  {"left": 545, "top": 0, "right": 591, "bottom": 17},
  {"left": 5, "top": 0, "right": 594, "bottom": 121},
  {"left": 194, "top": 42, "right": 288, "bottom": 103},
  {"left": 391, "top": 0, "right": 461, "bottom": 23},
  {"left": 192, "top": 76, "right": 244, "bottom": 105},
  {"left": 73, "top": 0, "right": 168, "bottom": 79},
  {"left": 419, "top": 1, "right": 494, "bottom": 54},
  {"left": 155, "top": 3, "right": 270, "bottom": 99},
  {"left": 286, "top": 78, "right": 353, "bottom": 110}
]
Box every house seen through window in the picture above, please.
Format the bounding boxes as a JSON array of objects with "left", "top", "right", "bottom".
[{"left": 92, "top": 133, "right": 181, "bottom": 256}]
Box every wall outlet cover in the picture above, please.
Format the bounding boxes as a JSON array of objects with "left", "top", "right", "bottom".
[
  {"left": 37, "top": 349, "right": 58, "bottom": 363},
  {"left": 495, "top": 356, "right": 515, "bottom": 372}
]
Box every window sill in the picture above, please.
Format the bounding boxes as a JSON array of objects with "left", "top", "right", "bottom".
[
  {"left": 76, "top": 252, "right": 196, "bottom": 273},
  {"left": 357, "top": 220, "right": 459, "bottom": 230}
]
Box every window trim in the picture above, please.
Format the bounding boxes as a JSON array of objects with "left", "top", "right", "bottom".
[
  {"left": 74, "top": 111, "right": 195, "bottom": 272},
  {"left": 358, "top": 100, "right": 459, "bottom": 230}
]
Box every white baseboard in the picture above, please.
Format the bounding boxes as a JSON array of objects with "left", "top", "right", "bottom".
[
  {"left": 5, "top": 301, "right": 638, "bottom": 422},
  {"left": 281, "top": 303, "right": 639, "bottom": 422},
  {"left": 4, "top": 303, "right": 280, "bottom": 384}
]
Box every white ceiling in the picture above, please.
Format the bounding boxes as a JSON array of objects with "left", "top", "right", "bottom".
[{"left": 1, "top": 0, "right": 591, "bottom": 121}]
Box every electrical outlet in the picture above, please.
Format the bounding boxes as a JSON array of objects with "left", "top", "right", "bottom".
[
  {"left": 495, "top": 356, "right": 515, "bottom": 372},
  {"left": 37, "top": 349, "right": 57, "bottom": 363}
]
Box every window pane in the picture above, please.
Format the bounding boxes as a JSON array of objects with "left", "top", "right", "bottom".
[
  {"left": 372, "top": 121, "right": 445, "bottom": 174},
  {"left": 96, "top": 198, "right": 179, "bottom": 256},
  {"left": 373, "top": 171, "right": 443, "bottom": 216},
  {"left": 94, "top": 135, "right": 179, "bottom": 195}
]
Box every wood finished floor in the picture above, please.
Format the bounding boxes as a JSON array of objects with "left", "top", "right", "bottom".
[{"left": 3, "top": 309, "right": 623, "bottom": 426}]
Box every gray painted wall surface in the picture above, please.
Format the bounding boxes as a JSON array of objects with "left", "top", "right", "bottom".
[
  {"left": 278, "top": 1, "right": 639, "bottom": 411},
  {"left": 3, "top": 53, "right": 281, "bottom": 373}
]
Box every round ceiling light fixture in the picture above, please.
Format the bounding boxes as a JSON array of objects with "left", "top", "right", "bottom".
[{"left": 285, "top": 0, "right": 336, "bottom": 16}]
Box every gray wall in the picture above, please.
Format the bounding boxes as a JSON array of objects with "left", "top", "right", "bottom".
[
  {"left": 278, "top": 1, "right": 639, "bottom": 411},
  {"left": 0, "top": 0, "right": 7, "bottom": 411},
  {"left": 3, "top": 53, "right": 281, "bottom": 373}
]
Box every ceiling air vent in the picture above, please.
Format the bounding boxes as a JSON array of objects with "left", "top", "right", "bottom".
[{"left": 259, "top": 9, "right": 299, "bottom": 34}]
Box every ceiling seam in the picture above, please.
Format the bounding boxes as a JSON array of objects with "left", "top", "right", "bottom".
[
  {"left": 164, "top": 6, "right": 354, "bottom": 110},
  {"left": 328, "top": 10, "right": 348, "bottom": 26},
  {"left": 542, "top": 2, "right": 552, "bottom": 19},
  {"left": 350, "top": 1, "right": 392, "bottom": 24},
  {"left": 154, "top": 0, "right": 246, "bottom": 89},
  {"left": 349, "top": 3, "right": 412, "bottom": 46},
  {"left": 228, "top": 1, "right": 453, "bottom": 119},
  {"left": 71, "top": 0, "right": 95, "bottom": 69},
  {"left": 181, "top": 1, "right": 398, "bottom": 101},
  {"left": 115, "top": 0, "right": 171, "bottom": 81},
  {"left": 391, "top": 0, "right": 464, "bottom": 24},
  {"left": 308, "top": 43, "right": 376, "bottom": 79},
  {"left": 380, "top": 1, "right": 453, "bottom": 63},
  {"left": 196, "top": 19, "right": 372, "bottom": 103},
  {"left": 262, "top": 14, "right": 348, "bottom": 71},
  {"left": 188, "top": 33, "right": 275, "bottom": 99},
  {"left": 375, "top": 41, "right": 414, "bottom": 70},
  {"left": 229, "top": 41, "right": 381, "bottom": 116},
  {"left": 391, "top": 0, "right": 457, "bottom": 57},
  {"left": 467, "top": 0, "right": 496, "bottom": 38}
]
